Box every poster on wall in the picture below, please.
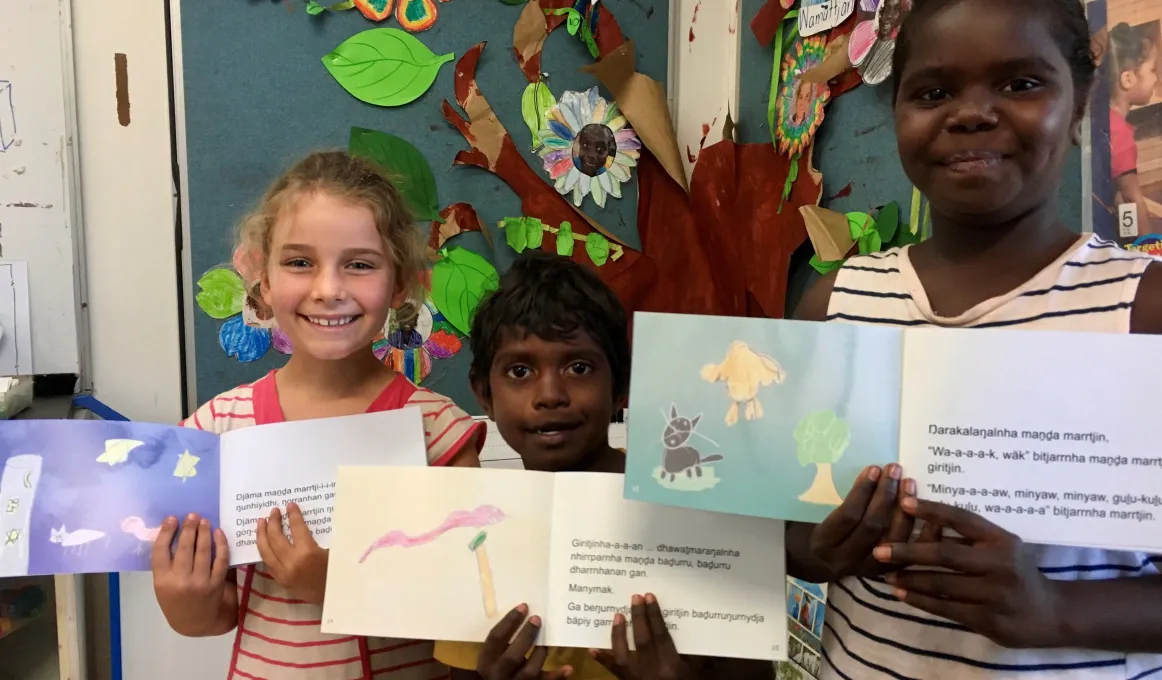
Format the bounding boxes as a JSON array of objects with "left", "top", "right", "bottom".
[
  {"left": 1086, "top": 0, "right": 1162, "bottom": 254},
  {"left": 776, "top": 578, "right": 827, "bottom": 680}
]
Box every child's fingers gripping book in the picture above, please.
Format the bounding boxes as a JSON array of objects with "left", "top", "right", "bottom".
[
  {"left": 624, "top": 312, "right": 1162, "bottom": 554},
  {"left": 0, "top": 408, "right": 428, "bottom": 577},
  {"left": 321, "top": 466, "right": 788, "bottom": 662}
]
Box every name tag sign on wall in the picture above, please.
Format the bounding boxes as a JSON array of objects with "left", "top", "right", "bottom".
[{"left": 799, "top": 0, "right": 857, "bottom": 37}]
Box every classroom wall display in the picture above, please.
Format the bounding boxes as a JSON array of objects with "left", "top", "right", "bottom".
[
  {"left": 1086, "top": 0, "right": 1162, "bottom": 252},
  {"left": 179, "top": 0, "right": 669, "bottom": 411}
]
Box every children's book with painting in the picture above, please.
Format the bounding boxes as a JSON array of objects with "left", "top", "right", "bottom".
[
  {"left": 625, "top": 312, "right": 1162, "bottom": 553},
  {"left": 322, "top": 466, "right": 787, "bottom": 661},
  {"left": 0, "top": 409, "right": 428, "bottom": 577}
]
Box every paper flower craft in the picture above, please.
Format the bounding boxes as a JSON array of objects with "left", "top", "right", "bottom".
[
  {"left": 848, "top": 0, "right": 913, "bottom": 86},
  {"left": 194, "top": 268, "right": 292, "bottom": 363},
  {"left": 537, "top": 87, "right": 640, "bottom": 209},
  {"left": 373, "top": 297, "right": 463, "bottom": 385},
  {"left": 776, "top": 36, "right": 831, "bottom": 156}
]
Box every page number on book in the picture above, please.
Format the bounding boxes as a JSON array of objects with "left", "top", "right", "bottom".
[{"left": 1119, "top": 202, "right": 1138, "bottom": 238}]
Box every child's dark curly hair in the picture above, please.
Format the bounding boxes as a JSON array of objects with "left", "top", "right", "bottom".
[
  {"left": 1108, "top": 22, "right": 1155, "bottom": 83},
  {"left": 892, "top": 0, "right": 1097, "bottom": 109},
  {"left": 469, "top": 251, "right": 630, "bottom": 400}
]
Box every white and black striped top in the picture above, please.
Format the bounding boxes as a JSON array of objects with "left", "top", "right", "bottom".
[{"left": 821, "top": 234, "right": 1162, "bottom": 680}]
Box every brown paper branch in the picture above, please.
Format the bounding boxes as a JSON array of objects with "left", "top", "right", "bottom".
[
  {"left": 428, "top": 203, "right": 492, "bottom": 262},
  {"left": 513, "top": 0, "right": 628, "bottom": 83},
  {"left": 441, "top": 43, "right": 638, "bottom": 274},
  {"left": 580, "top": 41, "right": 689, "bottom": 193}
]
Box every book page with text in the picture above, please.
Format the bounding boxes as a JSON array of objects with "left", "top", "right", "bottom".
[
  {"left": 900, "top": 327, "right": 1162, "bottom": 552},
  {"left": 218, "top": 407, "right": 429, "bottom": 565},
  {"left": 321, "top": 467, "right": 555, "bottom": 641},
  {"left": 545, "top": 472, "right": 787, "bottom": 660}
]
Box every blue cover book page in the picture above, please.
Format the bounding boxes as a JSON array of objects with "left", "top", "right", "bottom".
[
  {"left": 0, "top": 408, "right": 431, "bottom": 577},
  {"left": 0, "top": 420, "right": 220, "bottom": 578},
  {"left": 624, "top": 312, "right": 903, "bottom": 523}
]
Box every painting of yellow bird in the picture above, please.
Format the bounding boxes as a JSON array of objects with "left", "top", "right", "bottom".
[{"left": 701, "top": 341, "right": 786, "bottom": 426}]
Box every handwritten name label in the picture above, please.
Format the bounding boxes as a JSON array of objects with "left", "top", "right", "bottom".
[{"left": 799, "top": 0, "right": 857, "bottom": 37}]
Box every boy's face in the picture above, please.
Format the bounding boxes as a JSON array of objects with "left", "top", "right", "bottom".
[{"left": 474, "top": 329, "right": 624, "bottom": 472}]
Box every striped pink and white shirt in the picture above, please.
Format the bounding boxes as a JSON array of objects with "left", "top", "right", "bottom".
[{"left": 182, "top": 370, "right": 486, "bottom": 680}]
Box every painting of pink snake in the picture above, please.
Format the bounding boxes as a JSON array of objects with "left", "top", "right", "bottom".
[{"left": 360, "top": 505, "right": 505, "bottom": 617}]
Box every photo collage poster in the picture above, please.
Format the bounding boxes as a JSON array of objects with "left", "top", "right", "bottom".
[
  {"left": 776, "top": 578, "right": 827, "bottom": 680},
  {"left": 1086, "top": 0, "right": 1162, "bottom": 253}
]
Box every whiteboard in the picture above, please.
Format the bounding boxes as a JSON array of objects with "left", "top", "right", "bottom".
[{"left": 0, "top": 0, "right": 87, "bottom": 377}]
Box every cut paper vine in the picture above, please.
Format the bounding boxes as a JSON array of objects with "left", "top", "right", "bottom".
[
  {"left": 537, "top": 87, "right": 640, "bottom": 209},
  {"left": 194, "top": 269, "right": 291, "bottom": 363},
  {"left": 310, "top": 0, "right": 450, "bottom": 32},
  {"left": 800, "top": 196, "right": 929, "bottom": 275},
  {"left": 497, "top": 216, "right": 624, "bottom": 266},
  {"left": 848, "top": 0, "right": 913, "bottom": 85},
  {"left": 544, "top": 1, "right": 603, "bottom": 59},
  {"left": 322, "top": 28, "right": 454, "bottom": 107},
  {"left": 374, "top": 295, "right": 463, "bottom": 385}
]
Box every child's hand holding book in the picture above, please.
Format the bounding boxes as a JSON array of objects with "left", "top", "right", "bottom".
[{"left": 256, "top": 502, "right": 329, "bottom": 605}]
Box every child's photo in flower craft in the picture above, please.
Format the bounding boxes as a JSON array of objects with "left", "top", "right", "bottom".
[{"left": 573, "top": 123, "right": 618, "bottom": 177}]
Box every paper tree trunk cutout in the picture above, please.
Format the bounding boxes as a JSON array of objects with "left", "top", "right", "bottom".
[
  {"left": 441, "top": 0, "right": 821, "bottom": 323},
  {"left": 794, "top": 410, "right": 850, "bottom": 505},
  {"left": 468, "top": 530, "right": 498, "bottom": 618}
]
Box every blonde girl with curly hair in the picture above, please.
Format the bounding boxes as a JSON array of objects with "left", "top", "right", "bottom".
[{"left": 150, "top": 150, "right": 484, "bottom": 679}]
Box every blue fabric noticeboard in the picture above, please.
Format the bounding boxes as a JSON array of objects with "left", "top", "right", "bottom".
[{"left": 179, "top": 1, "right": 668, "bottom": 414}]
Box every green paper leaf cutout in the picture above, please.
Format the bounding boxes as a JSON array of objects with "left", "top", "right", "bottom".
[
  {"left": 349, "top": 127, "right": 440, "bottom": 223},
  {"left": 846, "top": 212, "right": 873, "bottom": 241},
  {"left": 809, "top": 253, "right": 844, "bottom": 276},
  {"left": 503, "top": 217, "right": 527, "bottom": 253},
  {"left": 322, "top": 28, "right": 454, "bottom": 107},
  {"left": 585, "top": 232, "right": 610, "bottom": 266},
  {"left": 521, "top": 81, "right": 557, "bottom": 149},
  {"left": 557, "top": 221, "right": 575, "bottom": 256},
  {"left": 893, "top": 224, "right": 922, "bottom": 247},
  {"left": 567, "top": 10, "right": 581, "bottom": 35},
  {"left": 306, "top": 1, "right": 326, "bottom": 15},
  {"left": 525, "top": 218, "right": 544, "bottom": 249},
  {"left": 793, "top": 410, "right": 850, "bottom": 467},
  {"left": 195, "top": 269, "right": 246, "bottom": 320},
  {"left": 429, "top": 247, "right": 500, "bottom": 336},
  {"left": 875, "top": 202, "right": 900, "bottom": 244}
]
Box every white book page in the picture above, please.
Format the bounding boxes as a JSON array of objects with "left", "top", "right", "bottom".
[
  {"left": 900, "top": 327, "right": 1162, "bottom": 552},
  {"left": 321, "top": 467, "right": 555, "bottom": 641},
  {"left": 218, "top": 407, "right": 429, "bottom": 565},
  {"left": 544, "top": 473, "right": 787, "bottom": 661}
]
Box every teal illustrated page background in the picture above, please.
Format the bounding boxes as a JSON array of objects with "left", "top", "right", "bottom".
[{"left": 624, "top": 313, "right": 904, "bottom": 523}]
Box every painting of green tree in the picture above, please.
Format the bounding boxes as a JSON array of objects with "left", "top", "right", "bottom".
[{"left": 793, "top": 409, "right": 850, "bottom": 505}]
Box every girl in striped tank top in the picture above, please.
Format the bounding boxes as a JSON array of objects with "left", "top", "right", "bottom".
[
  {"left": 149, "top": 151, "right": 485, "bottom": 679},
  {"left": 787, "top": 1, "right": 1162, "bottom": 678}
]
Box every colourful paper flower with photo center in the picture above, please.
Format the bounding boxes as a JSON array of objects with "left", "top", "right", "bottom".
[
  {"left": 373, "top": 299, "right": 462, "bottom": 384},
  {"left": 194, "top": 267, "right": 288, "bottom": 363},
  {"left": 777, "top": 36, "right": 831, "bottom": 156},
  {"left": 538, "top": 87, "right": 641, "bottom": 209}
]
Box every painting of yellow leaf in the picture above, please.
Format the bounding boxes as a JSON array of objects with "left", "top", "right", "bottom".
[{"left": 97, "top": 439, "right": 144, "bottom": 466}]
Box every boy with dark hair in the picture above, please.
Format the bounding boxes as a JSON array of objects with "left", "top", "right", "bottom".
[{"left": 435, "top": 251, "right": 773, "bottom": 680}]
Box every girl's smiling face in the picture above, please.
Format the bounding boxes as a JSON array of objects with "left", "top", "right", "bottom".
[
  {"left": 893, "top": 0, "right": 1083, "bottom": 224},
  {"left": 261, "top": 191, "right": 401, "bottom": 361}
]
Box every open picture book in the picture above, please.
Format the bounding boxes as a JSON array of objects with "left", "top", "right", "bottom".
[
  {"left": 0, "top": 408, "right": 428, "bottom": 577},
  {"left": 322, "top": 466, "right": 788, "bottom": 661},
  {"left": 625, "top": 312, "right": 1162, "bottom": 553}
]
